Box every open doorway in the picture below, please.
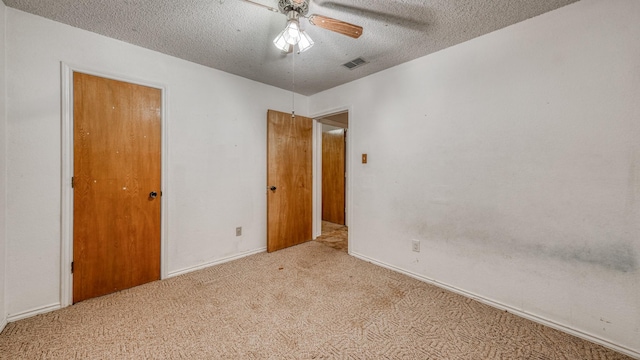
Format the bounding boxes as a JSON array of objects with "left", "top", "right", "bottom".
[{"left": 314, "top": 112, "right": 348, "bottom": 252}]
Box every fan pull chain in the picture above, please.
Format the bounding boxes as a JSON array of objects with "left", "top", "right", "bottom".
[{"left": 291, "top": 47, "right": 296, "bottom": 118}]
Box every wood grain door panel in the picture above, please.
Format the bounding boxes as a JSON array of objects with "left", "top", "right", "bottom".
[
  {"left": 267, "top": 110, "right": 313, "bottom": 252},
  {"left": 322, "top": 129, "right": 346, "bottom": 225},
  {"left": 73, "top": 72, "right": 161, "bottom": 303}
]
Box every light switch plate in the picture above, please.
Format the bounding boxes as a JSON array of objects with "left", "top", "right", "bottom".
[{"left": 412, "top": 239, "right": 420, "bottom": 252}]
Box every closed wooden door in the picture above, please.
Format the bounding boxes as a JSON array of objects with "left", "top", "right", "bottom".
[
  {"left": 73, "top": 72, "right": 161, "bottom": 303},
  {"left": 267, "top": 110, "right": 313, "bottom": 252},
  {"left": 322, "top": 129, "right": 346, "bottom": 225}
]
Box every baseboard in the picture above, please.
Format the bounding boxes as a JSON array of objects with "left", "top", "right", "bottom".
[
  {"left": 167, "top": 247, "right": 267, "bottom": 278},
  {"left": 4, "top": 249, "right": 266, "bottom": 323},
  {"left": 7, "top": 303, "right": 61, "bottom": 322},
  {"left": 350, "top": 251, "right": 640, "bottom": 359},
  {"left": 0, "top": 316, "right": 7, "bottom": 333}
]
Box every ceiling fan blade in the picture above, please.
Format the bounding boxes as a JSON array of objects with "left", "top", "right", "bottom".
[
  {"left": 308, "top": 14, "right": 363, "bottom": 39},
  {"left": 315, "top": 1, "right": 428, "bottom": 31},
  {"left": 239, "top": 0, "right": 279, "bottom": 13}
]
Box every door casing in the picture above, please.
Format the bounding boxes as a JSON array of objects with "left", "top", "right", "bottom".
[
  {"left": 312, "top": 108, "right": 352, "bottom": 241},
  {"left": 60, "top": 63, "right": 169, "bottom": 308}
]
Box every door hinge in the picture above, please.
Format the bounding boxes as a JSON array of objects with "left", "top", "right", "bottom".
[
  {"left": 71, "top": 177, "right": 74, "bottom": 188},
  {"left": 71, "top": 261, "right": 74, "bottom": 274}
]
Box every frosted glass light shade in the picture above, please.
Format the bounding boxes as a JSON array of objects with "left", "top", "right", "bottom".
[
  {"left": 273, "top": 28, "right": 292, "bottom": 52},
  {"left": 297, "top": 30, "right": 314, "bottom": 53},
  {"left": 283, "top": 20, "right": 301, "bottom": 45},
  {"left": 273, "top": 19, "right": 313, "bottom": 53}
]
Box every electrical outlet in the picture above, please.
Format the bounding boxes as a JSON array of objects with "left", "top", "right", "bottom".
[
  {"left": 412, "top": 239, "right": 420, "bottom": 252},
  {"left": 236, "top": 227, "right": 242, "bottom": 236}
]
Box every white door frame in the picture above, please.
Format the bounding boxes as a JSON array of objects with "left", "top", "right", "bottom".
[
  {"left": 60, "top": 62, "right": 169, "bottom": 307},
  {"left": 311, "top": 107, "right": 352, "bottom": 242}
]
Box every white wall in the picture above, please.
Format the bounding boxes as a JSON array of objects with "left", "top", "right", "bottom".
[
  {"left": 0, "top": 0, "right": 8, "bottom": 332},
  {"left": 322, "top": 124, "right": 343, "bottom": 132},
  {"left": 5, "top": 8, "right": 308, "bottom": 319},
  {"left": 310, "top": 0, "right": 640, "bottom": 356}
]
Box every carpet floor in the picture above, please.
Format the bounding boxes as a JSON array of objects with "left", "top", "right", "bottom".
[{"left": 0, "top": 240, "right": 631, "bottom": 359}]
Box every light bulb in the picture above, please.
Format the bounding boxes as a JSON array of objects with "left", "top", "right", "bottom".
[{"left": 283, "top": 20, "right": 301, "bottom": 45}]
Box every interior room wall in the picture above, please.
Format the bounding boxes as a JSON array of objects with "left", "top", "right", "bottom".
[
  {"left": 322, "top": 124, "right": 343, "bottom": 132},
  {"left": 0, "top": 0, "right": 8, "bottom": 333},
  {"left": 5, "top": 8, "right": 308, "bottom": 320},
  {"left": 310, "top": 0, "right": 640, "bottom": 356},
  {"left": 319, "top": 112, "right": 349, "bottom": 129}
]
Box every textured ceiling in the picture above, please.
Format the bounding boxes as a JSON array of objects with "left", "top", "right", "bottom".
[{"left": 5, "top": 0, "right": 579, "bottom": 95}]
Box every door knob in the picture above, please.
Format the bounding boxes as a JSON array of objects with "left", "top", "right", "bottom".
[
  {"left": 269, "top": 186, "right": 277, "bottom": 191},
  {"left": 149, "top": 191, "right": 158, "bottom": 199}
]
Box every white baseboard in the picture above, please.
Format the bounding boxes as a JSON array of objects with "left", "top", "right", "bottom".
[
  {"left": 7, "top": 303, "right": 61, "bottom": 322},
  {"left": 4, "top": 249, "right": 266, "bottom": 324},
  {"left": 350, "top": 251, "right": 640, "bottom": 359},
  {"left": 0, "top": 316, "right": 7, "bottom": 333},
  {"left": 167, "top": 247, "right": 267, "bottom": 278}
]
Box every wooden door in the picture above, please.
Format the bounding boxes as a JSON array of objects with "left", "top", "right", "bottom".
[
  {"left": 322, "top": 129, "right": 346, "bottom": 225},
  {"left": 73, "top": 72, "right": 161, "bottom": 303},
  {"left": 267, "top": 110, "right": 313, "bottom": 252}
]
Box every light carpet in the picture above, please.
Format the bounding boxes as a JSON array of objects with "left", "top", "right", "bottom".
[{"left": 0, "top": 241, "right": 631, "bottom": 359}]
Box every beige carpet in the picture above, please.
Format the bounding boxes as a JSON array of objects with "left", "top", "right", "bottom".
[{"left": 0, "top": 241, "right": 631, "bottom": 359}]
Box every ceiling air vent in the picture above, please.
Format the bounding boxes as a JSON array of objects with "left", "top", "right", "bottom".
[{"left": 342, "top": 57, "right": 368, "bottom": 70}]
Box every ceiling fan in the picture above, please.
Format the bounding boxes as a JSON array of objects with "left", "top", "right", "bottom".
[{"left": 240, "top": 0, "right": 363, "bottom": 53}]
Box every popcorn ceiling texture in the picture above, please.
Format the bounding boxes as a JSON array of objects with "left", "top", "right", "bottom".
[{"left": 3, "top": 0, "right": 578, "bottom": 95}]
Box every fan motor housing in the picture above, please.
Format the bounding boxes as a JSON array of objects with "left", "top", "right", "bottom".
[{"left": 278, "top": 0, "right": 309, "bottom": 16}]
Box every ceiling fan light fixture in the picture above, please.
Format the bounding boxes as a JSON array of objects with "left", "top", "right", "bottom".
[
  {"left": 273, "top": 11, "right": 314, "bottom": 53},
  {"left": 273, "top": 29, "right": 292, "bottom": 52},
  {"left": 244, "top": 0, "right": 364, "bottom": 55},
  {"left": 297, "top": 30, "right": 314, "bottom": 53},
  {"left": 283, "top": 20, "right": 301, "bottom": 45}
]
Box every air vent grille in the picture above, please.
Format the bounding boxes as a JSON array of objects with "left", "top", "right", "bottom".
[{"left": 342, "top": 57, "right": 368, "bottom": 70}]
